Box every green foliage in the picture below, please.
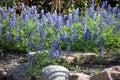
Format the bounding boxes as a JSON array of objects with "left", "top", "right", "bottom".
[{"left": 27, "top": 51, "right": 71, "bottom": 77}]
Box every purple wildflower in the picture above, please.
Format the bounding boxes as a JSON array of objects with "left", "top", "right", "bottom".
[
  {"left": 73, "top": 8, "right": 79, "bottom": 22},
  {"left": 6, "top": 31, "right": 11, "bottom": 40},
  {"left": 74, "top": 35, "right": 78, "bottom": 42},
  {"left": 97, "top": 37, "right": 104, "bottom": 48},
  {"left": 118, "top": 23, "right": 120, "bottom": 31},
  {"left": 56, "top": 47, "right": 61, "bottom": 58},
  {"left": 13, "top": 33, "right": 18, "bottom": 42},
  {"left": 107, "top": 4, "right": 112, "bottom": 12},
  {"left": 66, "top": 45, "right": 70, "bottom": 55},
  {"left": 78, "top": 26, "right": 82, "bottom": 30},
  {"left": 99, "top": 21, "right": 104, "bottom": 29},
  {"left": 28, "top": 39, "right": 33, "bottom": 49},
  {"left": 112, "top": 7, "right": 118, "bottom": 14},
  {"left": 68, "top": 13, "right": 73, "bottom": 25},
  {"left": 93, "top": 32, "right": 98, "bottom": 42},
  {"left": 17, "top": 36, "right": 22, "bottom": 43},
  {"left": 34, "top": 42, "right": 39, "bottom": 51},
  {"left": 0, "top": 24, "right": 2, "bottom": 34},
  {"left": 83, "top": 28, "right": 92, "bottom": 41},
  {"left": 65, "top": 37, "right": 71, "bottom": 43},
  {"left": 113, "top": 28, "right": 117, "bottom": 34}
]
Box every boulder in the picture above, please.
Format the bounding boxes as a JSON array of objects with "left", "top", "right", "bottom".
[
  {"left": 0, "top": 68, "right": 7, "bottom": 80},
  {"left": 42, "top": 65, "right": 69, "bottom": 80},
  {"left": 90, "top": 66, "right": 120, "bottom": 80},
  {"left": 61, "top": 52, "right": 97, "bottom": 64},
  {"left": 68, "top": 72, "right": 91, "bottom": 80},
  {"left": 7, "top": 63, "right": 31, "bottom": 80}
]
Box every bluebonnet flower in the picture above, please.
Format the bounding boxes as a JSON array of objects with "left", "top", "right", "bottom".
[
  {"left": 62, "top": 32, "right": 67, "bottom": 40},
  {"left": 66, "top": 20, "right": 70, "bottom": 26},
  {"left": 68, "top": 13, "right": 73, "bottom": 25},
  {"left": 41, "top": 9, "right": 44, "bottom": 15},
  {"left": 56, "top": 16, "right": 63, "bottom": 32},
  {"left": 94, "top": 24, "right": 98, "bottom": 32},
  {"left": 97, "top": 37, "right": 104, "bottom": 48},
  {"left": 0, "top": 7, "right": 7, "bottom": 20},
  {"left": 88, "top": 6, "right": 94, "bottom": 18},
  {"left": 23, "top": 14, "right": 28, "bottom": 21},
  {"left": 116, "top": 9, "right": 120, "bottom": 19},
  {"left": 6, "top": 31, "right": 11, "bottom": 40},
  {"left": 78, "top": 26, "right": 82, "bottom": 30},
  {"left": 65, "top": 37, "right": 71, "bottom": 43},
  {"left": 106, "top": 17, "right": 114, "bottom": 27},
  {"left": 84, "top": 24, "right": 87, "bottom": 34},
  {"left": 49, "top": 47, "right": 56, "bottom": 58},
  {"left": 8, "top": 7, "right": 14, "bottom": 14},
  {"left": 118, "top": 23, "right": 120, "bottom": 31},
  {"left": 34, "top": 42, "right": 39, "bottom": 51},
  {"left": 102, "top": 10, "right": 108, "bottom": 19},
  {"left": 9, "top": 18, "right": 16, "bottom": 28},
  {"left": 28, "top": 39, "right": 33, "bottom": 49},
  {"left": 113, "top": 28, "right": 117, "bottom": 34},
  {"left": 99, "top": 21, "right": 104, "bottom": 29},
  {"left": 57, "top": 33, "right": 60, "bottom": 41},
  {"left": 0, "top": 24, "right": 2, "bottom": 34},
  {"left": 101, "top": 1, "right": 108, "bottom": 10},
  {"left": 40, "top": 30, "right": 46, "bottom": 42},
  {"left": 93, "top": 32, "right": 98, "bottom": 42},
  {"left": 36, "top": 22, "right": 41, "bottom": 31},
  {"left": 66, "top": 45, "right": 70, "bottom": 55},
  {"left": 51, "top": 39, "right": 58, "bottom": 49},
  {"left": 27, "top": 30, "right": 34, "bottom": 39},
  {"left": 41, "top": 15, "right": 48, "bottom": 23},
  {"left": 74, "top": 35, "right": 78, "bottom": 42},
  {"left": 63, "top": 15, "right": 67, "bottom": 22},
  {"left": 112, "top": 7, "right": 118, "bottom": 14},
  {"left": 13, "top": 33, "right": 18, "bottom": 42},
  {"left": 73, "top": 8, "right": 79, "bottom": 22},
  {"left": 56, "top": 47, "right": 61, "bottom": 58},
  {"left": 81, "top": 18, "right": 85, "bottom": 24},
  {"left": 107, "top": 4, "right": 112, "bottom": 12},
  {"left": 71, "top": 29, "right": 77, "bottom": 38},
  {"left": 49, "top": 39, "right": 58, "bottom": 58},
  {"left": 17, "top": 36, "right": 22, "bottom": 43},
  {"left": 83, "top": 28, "right": 92, "bottom": 41}
]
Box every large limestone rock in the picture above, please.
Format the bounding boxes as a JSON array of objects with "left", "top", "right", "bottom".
[
  {"left": 0, "top": 68, "right": 7, "bottom": 80},
  {"left": 7, "top": 63, "right": 30, "bottom": 80},
  {"left": 68, "top": 72, "right": 91, "bottom": 80},
  {"left": 42, "top": 65, "right": 69, "bottom": 80},
  {"left": 90, "top": 66, "right": 120, "bottom": 80},
  {"left": 61, "top": 52, "right": 97, "bottom": 64}
]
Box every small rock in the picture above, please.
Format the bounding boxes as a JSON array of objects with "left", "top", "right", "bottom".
[
  {"left": 7, "top": 63, "right": 30, "bottom": 80},
  {"left": 42, "top": 65, "right": 69, "bottom": 80},
  {"left": 90, "top": 66, "right": 120, "bottom": 80},
  {"left": 0, "top": 68, "right": 7, "bottom": 80},
  {"left": 68, "top": 72, "right": 91, "bottom": 80}
]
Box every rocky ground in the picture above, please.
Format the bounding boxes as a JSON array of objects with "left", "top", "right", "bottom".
[
  {"left": 0, "top": 52, "right": 27, "bottom": 73},
  {"left": 0, "top": 50, "right": 120, "bottom": 80}
]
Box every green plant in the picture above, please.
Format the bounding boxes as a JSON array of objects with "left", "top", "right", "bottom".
[
  {"left": 74, "top": 65, "right": 81, "bottom": 72},
  {"left": 93, "top": 69, "right": 100, "bottom": 75},
  {"left": 27, "top": 51, "right": 71, "bottom": 77}
]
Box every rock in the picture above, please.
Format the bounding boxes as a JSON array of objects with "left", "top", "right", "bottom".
[
  {"left": 61, "top": 52, "right": 97, "bottom": 64},
  {"left": 42, "top": 65, "right": 69, "bottom": 80},
  {"left": 7, "top": 63, "right": 31, "bottom": 80},
  {"left": 90, "top": 66, "right": 120, "bottom": 80},
  {"left": 0, "top": 68, "right": 7, "bottom": 80},
  {"left": 68, "top": 72, "right": 91, "bottom": 80}
]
